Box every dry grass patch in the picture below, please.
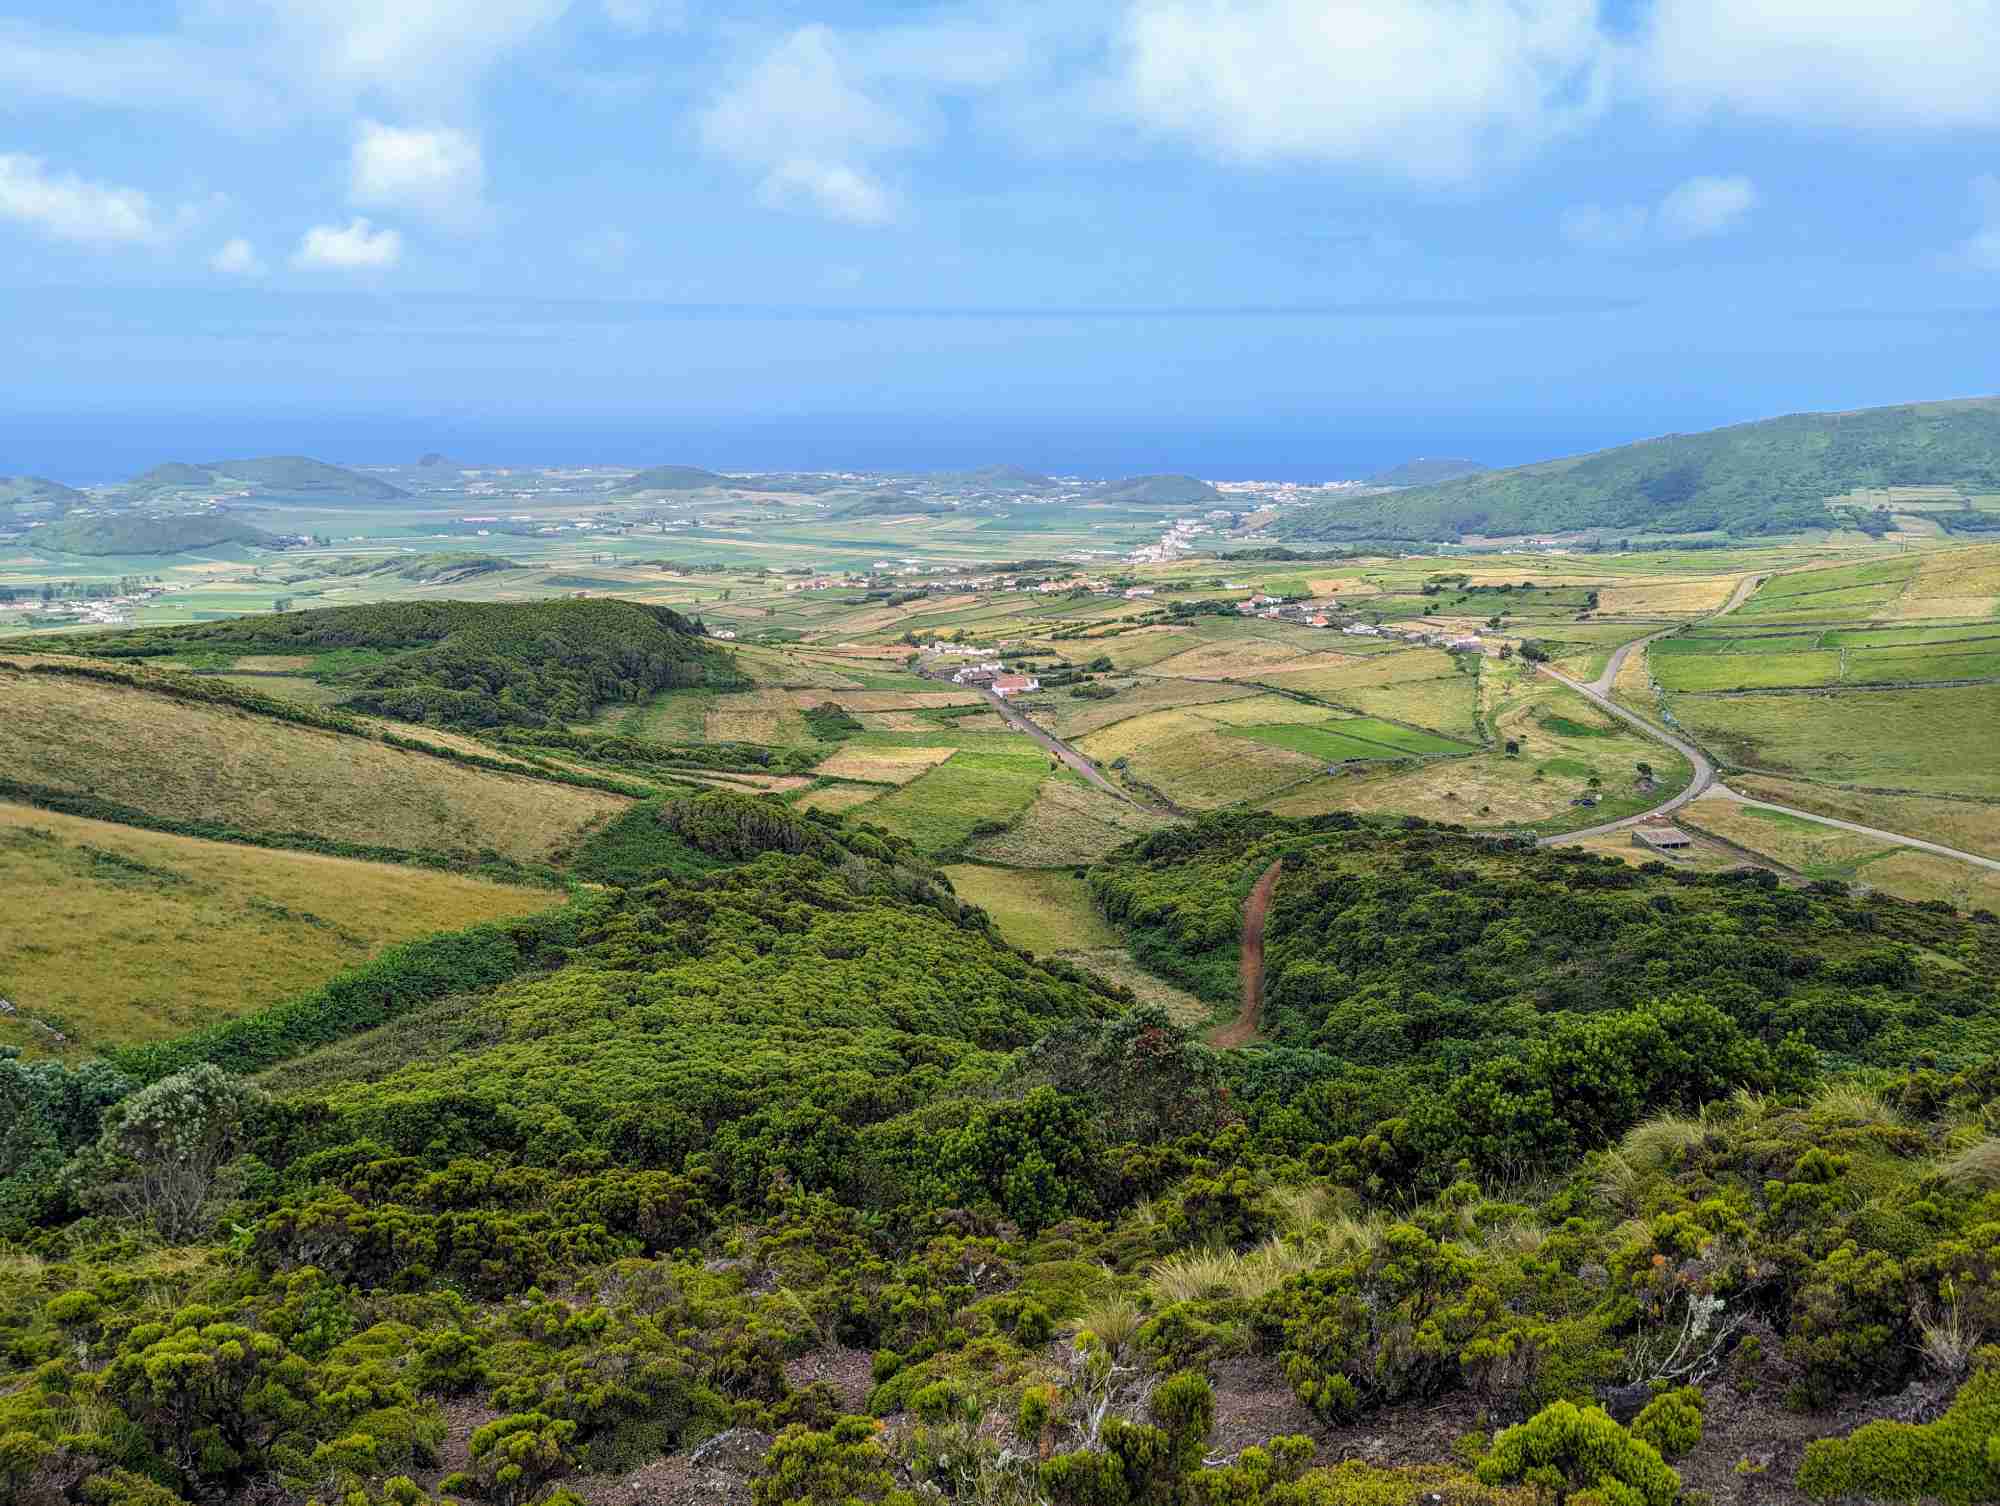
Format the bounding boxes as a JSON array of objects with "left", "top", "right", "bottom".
[
  {"left": 1593, "top": 577, "right": 1740, "bottom": 615},
  {"left": 794, "top": 689, "right": 983, "bottom": 711},
  {"left": 967, "top": 774, "right": 1177, "bottom": 866},
  {"left": 1046, "top": 679, "right": 1257, "bottom": 739},
  {"left": 1076, "top": 708, "right": 1226, "bottom": 763},
  {"left": 0, "top": 665, "right": 628, "bottom": 862},
  {"left": 1908, "top": 542, "right": 2000, "bottom": 599},
  {"left": 1121, "top": 730, "right": 1321, "bottom": 810},
  {"left": 705, "top": 687, "right": 812, "bottom": 744},
  {"left": 795, "top": 783, "right": 886, "bottom": 814},
  {"left": 1057, "top": 946, "right": 1211, "bottom": 1026},
  {"left": 813, "top": 744, "right": 956, "bottom": 784},
  {"left": 1672, "top": 684, "right": 2000, "bottom": 796},
  {"left": 0, "top": 801, "right": 556, "bottom": 1059},
  {"left": 230, "top": 654, "right": 316, "bottom": 672},
  {"left": 1146, "top": 638, "right": 1311, "bottom": 678},
  {"left": 1087, "top": 627, "right": 1199, "bottom": 669}
]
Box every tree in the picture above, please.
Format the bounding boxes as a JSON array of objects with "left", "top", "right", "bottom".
[
  {"left": 1505, "top": 740, "right": 1521, "bottom": 756},
  {"left": 1635, "top": 761, "right": 1653, "bottom": 779},
  {"left": 89, "top": 1064, "right": 259, "bottom": 1241},
  {"left": 273, "top": 596, "right": 293, "bottom": 613}
]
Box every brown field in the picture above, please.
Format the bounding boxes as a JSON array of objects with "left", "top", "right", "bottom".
[
  {"left": 1593, "top": 577, "right": 1742, "bottom": 615},
  {"left": 0, "top": 664, "right": 629, "bottom": 862},
  {"left": 1906, "top": 542, "right": 2000, "bottom": 599},
  {"left": 1046, "top": 678, "right": 1257, "bottom": 739},
  {"left": 1723, "top": 773, "right": 2000, "bottom": 861},
  {"left": 0, "top": 801, "right": 557, "bottom": 1060},
  {"left": 705, "top": 687, "right": 812, "bottom": 744},
  {"left": 1145, "top": 638, "right": 1313, "bottom": 679},
  {"left": 795, "top": 783, "right": 887, "bottom": 814},
  {"left": 793, "top": 689, "right": 983, "bottom": 711},
  {"left": 850, "top": 710, "right": 938, "bottom": 731},
  {"left": 813, "top": 744, "right": 957, "bottom": 784},
  {"left": 230, "top": 654, "right": 317, "bottom": 672},
  {"left": 967, "top": 774, "right": 1177, "bottom": 866}
]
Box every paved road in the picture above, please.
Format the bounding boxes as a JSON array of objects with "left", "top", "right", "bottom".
[
  {"left": 979, "top": 686, "right": 1169, "bottom": 811},
  {"left": 1531, "top": 662, "right": 1718, "bottom": 842},
  {"left": 1709, "top": 786, "right": 2000, "bottom": 874}
]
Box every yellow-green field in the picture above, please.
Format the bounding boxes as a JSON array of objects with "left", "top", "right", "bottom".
[
  {"left": 940, "top": 864, "right": 1122, "bottom": 951},
  {"left": 1670, "top": 684, "right": 2000, "bottom": 796},
  {"left": 0, "top": 663, "right": 631, "bottom": 862},
  {"left": 0, "top": 801, "right": 558, "bottom": 1059},
  {"left": 847, "top": 747, "right": 1049, "bottom": 854},
  {"left": 1724, "top": 773, "right": 2000, "bottom": 861},
  {"left": 812, "top": 744, "right": 957, "bottom": 784},
  {"left": 966, "top": 773, "right": 1178, "bottom": 867}
]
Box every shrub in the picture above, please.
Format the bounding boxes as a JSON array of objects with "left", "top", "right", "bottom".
[
  {"left": 1476, "top": 1401, "right": 1679, "bottom": 1506},
  {"left": 1796, "top": 1358, "right": 2000, "bottom": 1504},
  {"left": 1629, "top": 1387, "right": 1703, "bottom": 1461}
]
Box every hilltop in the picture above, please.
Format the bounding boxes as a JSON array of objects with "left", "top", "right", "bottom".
[
  {"left": 1370, "top": 456, "right": 1490, "bottom": 486},
  {"left": 32, "top": 513, "right": 281, "bottom": 555},
  {"left": 128, "top": 455, "right": 408, "bottom": 501},
  {"left": 943, "top": 463, "right": 1059, "bottom": 492},
  {"left": 1277, "top": 395, "right": 2000, "bottom": 540},
  {"left": 0, "top": 475, "right": 85, "bottom": 509},
  {"left": 31, "top": 597, "right": 738, "bottom": 730},
  {"left": 1099, "top": 472, "right": 1222, "bottom": 503},
  {"left": 835, "top": 490, "right": 954, "bottom": 517}
]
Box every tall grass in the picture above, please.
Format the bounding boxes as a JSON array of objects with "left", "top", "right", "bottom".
[{"left": 1937, "top": 1137, "right": 2000, "bottom": 1190}]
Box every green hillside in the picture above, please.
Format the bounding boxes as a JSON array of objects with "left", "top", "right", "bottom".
[
  {"left": 835, "top": 491, "right": 953, "bottom": 517},
  {"left": 1277, "top": 395, "right": 2000, "bottom": 541},
  {"left": 1100, "top": 473, "right": 1222, "bottom": 503},
  {"left": 943, "top": 463, "right": 1059, "bottom": 492},
  {"left": 31, "top": 598, "right": 739, "bottom": 730},
  {"left": 32, "top": 513, "right": 281, "bottom": 555},
  {"left": 0, "top": 475, "right": 85, "bottom": 509},
  {"left": 129, "top": 455, "right": 408, "bottom": 501},
  {"left": 614, "top": 464, "right": 732, "bottom": 492},
  {"left": 1370, "top": 456, "right": 1490, "bottom": 486}
]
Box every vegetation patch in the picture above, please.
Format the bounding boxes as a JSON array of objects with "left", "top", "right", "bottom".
[{"left": 854, "top": 748, "right": 1049, "bottom": 854}]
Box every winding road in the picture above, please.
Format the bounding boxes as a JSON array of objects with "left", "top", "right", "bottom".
[{"left": 1533, "top": 571, "right": 2000, "bottom": 874}]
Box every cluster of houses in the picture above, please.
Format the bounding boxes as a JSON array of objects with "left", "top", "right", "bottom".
[
  {"left": 1128, "top": 517, "right": 1214, "bottom": 565},
  {"left": 947, "top": 659, "right": 1041, "bottom": 697}
]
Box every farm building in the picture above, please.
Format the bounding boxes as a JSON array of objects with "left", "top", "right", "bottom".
[
  {"left": 1633, "top": 825, "right": 1693, "bottom": 852},
  {"left": 991, "top": 674, "right": 1041, "bottom": 698}
]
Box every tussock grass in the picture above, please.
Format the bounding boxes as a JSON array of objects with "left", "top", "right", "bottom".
[
  {"left": 1810, "top": 1081, "right": 1899, "bottom": 1128},
  {"left": 1937, "top": 1137, "right": 2000, "bottom": 1190},
  {"left": 1621, "top": 1112, "right": 1709, "bottom": 1170},
  {"left": 1071, "top": 1298, "right": 1142, "bottom": 1355}
]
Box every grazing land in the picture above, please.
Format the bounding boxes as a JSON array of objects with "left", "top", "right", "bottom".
[
  {"left": 850, "top": 747, "right": 1050, "bottom": 854},
  {"left": 0, "top": 801, "right": 556, "bottom": 1060}
]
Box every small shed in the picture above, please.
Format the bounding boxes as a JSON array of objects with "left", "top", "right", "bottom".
[{"left": 1633, "top": 824, "right": 1692, "bottom": 852}]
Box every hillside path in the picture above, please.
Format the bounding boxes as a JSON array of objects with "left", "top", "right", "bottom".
[
  {"left": 1209, "top": 859, "right": 1283, "bottom": 1048},
  {"left": 979, "top": 686, "right": 1172, "bottom": 812}
]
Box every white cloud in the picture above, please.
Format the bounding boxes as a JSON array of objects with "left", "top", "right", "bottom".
[
  {"left": 1644, "top": 0, "right": 2000, "bottom": 131},
  {"left": 1563, "top": 174, "right": 1758, "bottom": 252},
  {"left": 1108, "top": 0, "right": 1612, "bottom": 181},
  {"left": 1960, "top": 174, "right": 2000, "bottom": 273},
  {"left": 1656, "top": 174, "right": 1759, "bottom": 240},
  {"left": 350, "top": 120, "right": 487, "bottom": 229},
  {"left": 600, "top": 0, "right": 683, "bottom": 35},
  {"left": 0, "top": 153, "right": 162, "bottom": 245},
  {"left": 698, "top": 25, "right": 917, "bottom": 225},
  {"left": 235, "top": 0, "right": 573, "bottom": 106},
  {"left": 210, "top": 236, "right": 267, "bottom": 275},
  {"left": 294, "top": 216, "right": 402, "bottom": 270}
]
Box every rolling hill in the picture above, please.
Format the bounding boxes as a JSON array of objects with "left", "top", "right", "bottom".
[
  {"left": 31, "top": 513, "right": 281, "bottom": 555},
  {"left": 0, "top": 475, "right": 85, "bottom": 509},
  {"left": 1099, "top": 472, "right": 1222, "bottom": 503},
  {"left": 943, "top": 463, "right": 1059, "bottom": 492},
  {"left": 835, "top": 491, "right": 954, "bottom": 517},
  {"left": 34, "top": 597, "right": 739, "bottom": 731},
  {"left": 1370, "top": 456, "right": 1490, "bottom": 486},
  {"left": 1276, "top": 396, "right": 2000, "bottom": 541},
  {"left": 128, "top": 455, "right": 408, "bottom": 501}
]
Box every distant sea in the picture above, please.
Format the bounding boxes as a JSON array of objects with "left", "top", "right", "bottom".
[{"left": 0, "top": 409, "right": 1661, "bottom": 489}]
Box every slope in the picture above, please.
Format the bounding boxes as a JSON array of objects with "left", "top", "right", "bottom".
[
  {"left": 1100, "top": 473, "right": 1223, "bottom": 503},
  {"left": 32, "top": 513, "right": 280, "bottom": 555},
  {"left": 129, "top": 455, "right": 409, "bottom": 500},
  {"left": 0, "top": 475, "right": 85, "bottom": 509},
  {"left": 1277, "top": 395, "right": 2000, "bottom": 540}
]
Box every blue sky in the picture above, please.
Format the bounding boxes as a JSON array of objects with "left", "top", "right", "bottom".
[{"left": 4, "top": 1, "right": 2000, "bottom": 479}]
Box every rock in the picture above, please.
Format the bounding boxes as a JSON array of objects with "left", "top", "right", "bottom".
[{"left": 1598, "top": 1382, "right": 1654, "bottom": 1422}]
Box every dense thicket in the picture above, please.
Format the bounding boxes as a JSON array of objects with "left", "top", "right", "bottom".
[
  {"left": 25, "top": 598, "right": 738, "bottom": 730},
  {"left": 1275, "top": 396, "right": 2000, "bottom": 540}
]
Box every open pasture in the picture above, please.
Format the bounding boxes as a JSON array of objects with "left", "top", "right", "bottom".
[
  {"left": 0, "top": 801, "right": 557, "bottom": 1060},
  {"left": 848, "top": 747, "right": 1048, "bottom": 855},
  {"left": 1222, "top": 723, "right": 1424, "bottom": 763},
  {"left": 811, "top": 744, "right": 956, "bottom": 785},
  {"left": 1724, "top": 773, "right": 2000, "bottom": 861},
  {"left": 0, "top": 661, "right": 630, "bottom": 863},
  {"left": 1117, "top": 729, "right": 1321, "bottom": 810},
  {"left": 1671, "top": 683, "right": 2000, "bottom": 795},
  {"left": 704, "top": 687, "right": 812, "bottom": 744},
  {"left": 939, "top": 864, "right": 1121, "bottom": 951},
  {"left": 1042, "top": 677, "right": 1257, "bottom": 739},
  {"left": 965, "top": 772, "right": 1177, "bottom": 867},
  {"left": 1736, "top": 556, "right": 1918, "bottom": 617},
  {"left": 794, "top": 783, "right": 886, "bottom": 814}
]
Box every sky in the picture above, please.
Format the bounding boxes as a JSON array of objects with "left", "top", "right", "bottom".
[{"left": 4, "top": 1, "right": 2000, "bottom": 481}]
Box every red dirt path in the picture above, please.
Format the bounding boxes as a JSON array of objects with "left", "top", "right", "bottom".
[{"left": 1208, "top": 859, "right": 1282, "bottom": 1047}]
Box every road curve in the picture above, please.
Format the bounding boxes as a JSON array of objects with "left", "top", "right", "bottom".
[{"left": 1531, "top": 663, "right": 1718, "bottom": 842}]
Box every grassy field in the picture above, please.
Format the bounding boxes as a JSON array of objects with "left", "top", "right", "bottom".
[
  {"left": 1117, "top": 729, "right": 1321, "bottom": 810},
  {"left": 1670, "top": 683, "right": 2000, "bottom": 796},
  {"left": 1223, "top": 723, "right": 1423, "bottom": 762},
  {"left": 0, "top": 663, "right": 631, "bottom": 862},
  {"left": 609, "top": 686, "right": 719, "bottom": 742},
  {"left": 850, "top": 748, "right": 1049, "bottom": 854},
  {"left": 1724, "top": 772, "right": 2000, "bottom": 861},
  {"left": 940, "top": 864, "right": 1122, "bottom": 951},
  {"left": 1044, "top": 678, "right": 1257, "bottom": 739},
  {"left": 1679, "top": 794, "right": 2000, "bottom": 912},
  {"left": 965, "top": 772, "right": 1177, "bottom": 867},
  {"left": 0, "top": 801, "right": 557, "bottom": 1059},
  {"left": 704, "top": 687, "right": 812, "bottom": 744},
  {"left": 812, "top": 744, "right": 956, "bottom": 784},
  {"left": 794, "top": 783, "right": 887, "bottom": 814}
]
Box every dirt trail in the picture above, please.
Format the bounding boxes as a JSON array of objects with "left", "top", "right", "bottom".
[{"left": 1208, "top": 859, "right": 1283, "bottom": 1048}]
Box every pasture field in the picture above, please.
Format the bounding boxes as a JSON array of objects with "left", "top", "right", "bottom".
[
  {"left": 1652, "top": 649, "right": 1844, "bottom": 691},
  {"left": 811, "top": 743, "right": 956, "bottom": 785},
  {"left": 0, "top": 801, "right": 557, "bottom": 1060},
  {"left": 704, "top": 687, "right": 812, "bottom": 744},
  {"left": 603, "top": 686, "right": 718, "bottom": 742},
  {"left": 211, "top": 672, "right": 346, "bottom": 707},
  {"left": 1325, "top": 716, "right": 1475, "bottom": 754},
  {"left": 1679, "top": 795, "right": 2000, "bottom": 912},
  {"left": 1144, "top": 637, "right": 1314, "bottom": 678},
  {"left": 1724, "top": 773, "right": 2000, "bottom": 861},
  {"left": 848, "top": 747, "right": 1048, "bottom": 854},
  {"left": 964, "top": 773, "right": 1177, "bottom": 867},
  {"left": 939, "top": 864, "right": 1122, "bottom": 951},
  {"left": 1670, "top": 683, "right": 2000, "bottom": 795},
  {"left": 1074, "top": 707, "right": 1223, "bottom": 763},
  {"left": 1116, "top": 728, "right": 1322, "bottom": 810},
  {"left": 1182, "top": 692, "right": 1358, "bottom": 727},
  {"left": 0, "top": 662, "right": 631, "bottom": 863},
  {"left": 794, "top": 689, "right": 984, "bottom": 711},
  {"left": 1305, "top": 671, "right": 1482, "bottom": 740},
  {"left": 794, "top": 783, "right": 886, "bottom": 814},
  {"left": 1083, "top": 627, "right": 1201, "bottom": 669},
  {"left": 1736, "top": 556, "right": 1918, "bottom": 617},
  {"left": 1222, "top": 723, "right": 1426, "bottom": 763},
  {"left": 1591, "top": 576, "right": 1743, "bottom": 615},
  {"left": 1044, "top": 678, "right": 1258, "bottom": 739}
]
